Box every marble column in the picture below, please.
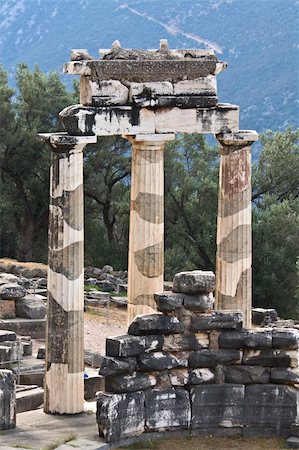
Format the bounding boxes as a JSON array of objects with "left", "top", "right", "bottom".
[
  {"left": 215, "top": 131, "right": 258, "bottom": 328},
  {"left": 40, "top": 133, "right": 96, "bottom": 414},
  {"left": 123, "top": 134, "right": 175, "bottom": 324}
]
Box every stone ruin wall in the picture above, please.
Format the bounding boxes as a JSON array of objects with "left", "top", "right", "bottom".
[{"left": 96, "top": 271, "right": 299, "bottom": 443}]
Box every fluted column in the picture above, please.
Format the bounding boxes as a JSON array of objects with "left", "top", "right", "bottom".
[
  {"left": 124, "top": 134, "right": 175, "bottom": 324},
  {"left": 215, "top": 131, "right": 258, "bottom": 328},
  {"left": 40, "top": 133, "right": 96, "bottom": 414}
]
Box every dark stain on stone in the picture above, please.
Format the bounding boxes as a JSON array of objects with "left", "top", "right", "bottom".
[
  {"left": 134, "top": 242, "right": 163, "bottom": 278},
  {"left": 218, "top": 225, "right": 251, "bottom": 263},
  {"left": 132, "top": 193, "right": 163, "bottom": 223},
  {"left": 51, "top": 185, "right": 84, "bottom": 231},
  {"left": 134, "top": 294, "right": 156, "bottom": 309},
  {"left": 218, "top": 188, "right": 251, "bottom": 218},
  {"left": 49, "top": 241, "right": 83, "bottom": 280},
  {"left": 218, "top": 268, "right": 251, "bottom": 304},
  {"left": 131, "top": 105, "right": 140, "bottom": 126}
]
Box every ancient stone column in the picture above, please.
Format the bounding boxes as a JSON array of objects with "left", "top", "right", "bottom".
[
  {"left": 40, "top": 133, "right": 96, "bottom": 414},
  {"left": 123, "top": 134, "right": 175, "bottom": 324},
  {"left": 215, "top": 131, "right": 258, "bottom": 328}
]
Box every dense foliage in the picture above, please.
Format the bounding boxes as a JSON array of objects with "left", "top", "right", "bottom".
[{"left": 0, "top": 65, "right": 298, "bottom": 318}]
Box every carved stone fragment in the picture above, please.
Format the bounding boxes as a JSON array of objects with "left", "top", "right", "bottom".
[
  {"left": 106, "top": 334, "right": 164, "bottom": 357},
  {"left": 128, "top": 314, "right": 184, "bottom": 335},
  {"left": 105, "top": 371, "right": 156, "bottom": 393},
  {"left": 173, "top": 270, "right": 215, "bottom": 294},
  {"left": 99, "top": 356, "right": 136, "bottom": 377},
  {"left": 190, "top": 311, "right": 243, "bottom": 331}
]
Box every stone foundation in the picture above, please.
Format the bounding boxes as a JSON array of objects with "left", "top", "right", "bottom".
[{"left": 96, "top": 271, "right": 299, "bottom": 443}]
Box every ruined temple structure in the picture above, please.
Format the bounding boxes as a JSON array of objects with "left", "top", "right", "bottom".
[{"left": 40, "top": 40, "right": 258, "bottom": 414}]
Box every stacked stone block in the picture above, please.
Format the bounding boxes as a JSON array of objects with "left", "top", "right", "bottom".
[{"left": 96, "top": 270, "right": 299, "bottom": 443}]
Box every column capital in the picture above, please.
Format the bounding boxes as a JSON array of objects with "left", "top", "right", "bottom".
[
  {"left": 39, "top": 132, "right": 97, "bottom": 151},
  {"left": 122, "top": 133, "right": 175, "bottom": 146},
  {"left": 216, "top": 130, "right": 258, "bottom": 146}
]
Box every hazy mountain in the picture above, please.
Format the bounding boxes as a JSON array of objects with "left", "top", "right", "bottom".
[{"left": 0, "top": 0, "right": 298, "bottom": 132}]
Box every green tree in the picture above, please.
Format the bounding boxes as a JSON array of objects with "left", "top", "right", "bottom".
[{"left": 0, "top": 64, "right": 76, "bottom": 261}]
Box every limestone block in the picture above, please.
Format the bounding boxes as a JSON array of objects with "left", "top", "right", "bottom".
[
  {"left": 244, "top": 384, "right": 299, "bottom": 429},
  {"left": 184, "top": 293, "right": 214, "bottom": 312},
  {"left": 105, "top": 371, "right": 156, "bottom": 394},
  {"left": 0, "top": 370, "right": 16, "bottom": 430},
  {"left": 272, "top": 329, "right": 299, "bottom": 349},
  {"left": 169, "top": 368, "right": 189, "bottom": 386},
  {"left": 84, "top": 350, "right": 103, "bottom": 368},
  {"left": 155, "top": 104, "right": 239, "bottom": 134},
  {"left": 173, "top": 270, "right": 215, "bottom": 294},
  {"left": 97, "top": 391, "right": 145, "bottom": 442},
  {"left": 0, "top": 330, "right": 16, "bottom": 343},
  {"left": 138, "top": 351, "right": 188, "bottom": 371},
  {"left": 60, "top": 105, "right": 155, "bottom": 136},
  {"left": 243, "top": 349, "right": 298, "bottom": 367},
  {"left": 163, "top": 333, "right": 209, "bottom": 352},
  {"left": 129, "top": 81, "right": 173, "bottom": 101},
  {"left": 83, "top": 79, "right": 129, "bottom": 106},
  {"left": 189, "top": 349, "right": 242, "bottom": 368},
  {"left": 0, "top": 300, "right": 15, "bottom": 319},
  {"left": 219, "top": 329, "right": 272, "bottom": 349},
  {"left": 154, "top": 291, "right": 214, "bottom": 313},
  {"left": 145, "top": 388, "right": 191, "bottom": 430},
  {"left": 15, "top": 295, "right": 46, "bottom": 319},
  {"left": 224, "top": 365, "right": 270, "bottom": 384},
  {"left": 99, "top": 356, "right": 136, "bottom": 377},
  {"left": 271, "top": 367, "right": 299, "bottom": 385},
  {"left": 0, "top": 345, "right": 11, "bottom": 364},
  {"left": 0, "top": 283, "right": 26, "bottom": 300},
  {"left": 188, "top": 368, "right": 215, "bottom": 385},
  {"left": 16, "top": 386, "right": 44, "bottom": 413},
  {"left": 252, "top": 308, "right": 278, "bottom": 325},
  {"left": 154, "top": 292, "right": 184, "bottom": 312},
  {"left": 106, "top": 334, "right": 164, "bottom": 357},
  {"left": 128, "top": 314, "right": 184, "bottom": 336},
  {"left": 173, "top": 75, "right": 217, "bottom": 95},
  {"left": 190, "top": 311, "right": 243, "bottom": 332},
  {"left": 191, "top": 384, "right": 245, "bottom": 428}
]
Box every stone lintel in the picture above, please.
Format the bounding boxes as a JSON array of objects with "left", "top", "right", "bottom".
[
  {"left": 59, "top": 103, "right": 239, "bottom": 136},
  {"left": 123, "top": 133, "right": 175, "bottom": 144},
  {"left": 39, "top": 132, "right": 97, "bottom": 150},
  {"left": 216, "top": 130, "right": 259, "bottom": 146}
]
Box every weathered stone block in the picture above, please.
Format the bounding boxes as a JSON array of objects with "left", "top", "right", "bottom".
[
  {"left": 224, "top": 365, "right": 270, "bottom": 384},
  {"left": 272, "top": 329, "right": 299, "bottom": 349},
  {"left": 84, "top": 375, "right": 104, "bottom": 400},
  {"left": 97, "top": 391, "right": 145, "bottom": 442},
  {"left": 154, "top": 292, "right": 184, "bottom": 312},
  {"left": 188, "top": 368, "right": 215, "bottom": 385},
  {"left": 184, "top": 293, "right": 214, "bottom": 312},
  {"left": 99, "top": 356, "right": 136, "bottom": 377},
  {"left": 105, "top": 371, "right": 156, "bottom": 393},
  {"left": 243, "top": 349, "right": 298, "bottom": 367},
  {"left": 191, "top": 384, "right": 244, "bottom": 428},
  {"left": 252, "top": 308, "right": 278, "bottom": 325},
  {"left": 129, "top": 81, "right": 173, "bottom": 101},
  {"left": 37, "top": 347, "right": 46, "bottom": 359},
  {"left": 173, "top": 75, "right": 217, "bottom": 95},
  {"left": 271, "top": 367, "right": 299, "bottom": 385},
  {"left": 138, "top": 352, "right": 187, "bottom": 371},
  {"left": 15, "top": 295, "right": 46, "bottom": 319},
  {"left": 190, "top": 311, "right": 243, "bottom": 332},
  {"left": 0, "top": 345, "right": 11, "bottom": 364},
  {"left": 0, "top": 330, "right": 16, "bottom": 343},
  {"left": 0, "top": 300, "right": 15, "bottom": 319},
  {"left": 106, "top": 334, "right": 164, "bottom": 357},
  {"left": 189, "top": 349, "right": 242, "bottom": 368},
  {"left": 84, "top": 350, "right": 103, "bottom": 368},
  {"left": 244, "top": 384, "right": 299, "bottom": 429},
  {"left": 145, "top": 388, "right": 191, "bottom": 430},
  {"left": 172, "top": 270, "right": 215, "bottom": 294},
  {"left": 0, "top": 370, "right": 16, "bottom": 430},
  {"left": 128, "top": 314, "right": 184, "bottom": 336},
  {"left": 163, "top": 333, "right": 209, "bottom": 352},
  {"left": 169, "top": 368, "right": 189, "bottom": 386},
  {"left": 219, "top": 329, "right": 272, "bottom": 349},
  {"left": 0, "top": 283, "right": 26, "bottom": 300}
]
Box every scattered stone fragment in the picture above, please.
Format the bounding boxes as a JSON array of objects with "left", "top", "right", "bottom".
[
  {"left": 138, "top": 352, "right": 187, "bottom": 371},
  {"left": 145, "top": 388, "right": 191, "bottom": 430},
  {"left": 0, "top": 283, "right": 26, "bottom": 300},
  {"left": 16, "top": 385, "right": 44, "bottom": 413},
  {"left": 219, "top": 329, "right": 272, "bottom": 349},
  {"left": 243, "top": 349, "right": 298, "bottom": 367},
  {"left": 128, "top": 314, "right": 184, "bottom": 336},
  {"left": 0, "top": 330, "right": 16, "bottom": 343},
  {"left": 99, "top": 356, "right": 136, "bottom": 377},
  {"left": 97, "top": 391, "right": 145, "bottom": 442},
  {"left": 173, "top": 270, "right": 215, "bottom": 294},
  {"left": 15, "top": 295, "right": 46, "bottom": 319},
  {"left": 224, "top": 365, "right": 270, "bottom": 384},
  {"left": 190, "top": 311, "right": 243, "bottom": 331},
  {"left": 252, "top": 308, "right": 278, "bottom": 325},
  {"left": 106, "top": 334, "right": 164, "bottom": 357},
  {"left": 0, "top": 370, "right": 16, "bottom": 430},
  {"left": 84, "top": 351, "right": 103, "bottom": 368},
  {"left": 188, "top": 368, "right": 215, "bottom": 385},
  {"left": 0, "top": 345, "right": 11, "bottom": 364},
  {"left": 189, "top": 349, "right": 242, "bottom": 368},
  {"left": 191, "top": 384, "right": 244, "bottom": 428},
  {"left": 271, "top": 367, "right": 299, "bottom": 385},
  {"left": 244, "top": 384, "right": 299, "bottom": 429},
  {"left": 37, "top": 347, "right": 46, "bottom": 360},
  {"left": 272, "top": 329, "right": 299, "bottom": 349},
  {"left": 287, "top": 437, "right": 299, "bottom": 449},
  {"left": 105, "top": 371, "right": 156, "bottom": 393}
]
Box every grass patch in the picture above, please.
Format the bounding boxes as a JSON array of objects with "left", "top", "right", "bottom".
[
  {"left": 12, "top": 445, "right": 33, "bottom": 449},
  {"left": 84, "top": 284, "right": 102, "bottom": 292},
  {"left": 124, "top": 440, "right": 161, "bottom": 449},
  {"left": 42, "top": 432, "right": 77, "bottom": 450}
]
